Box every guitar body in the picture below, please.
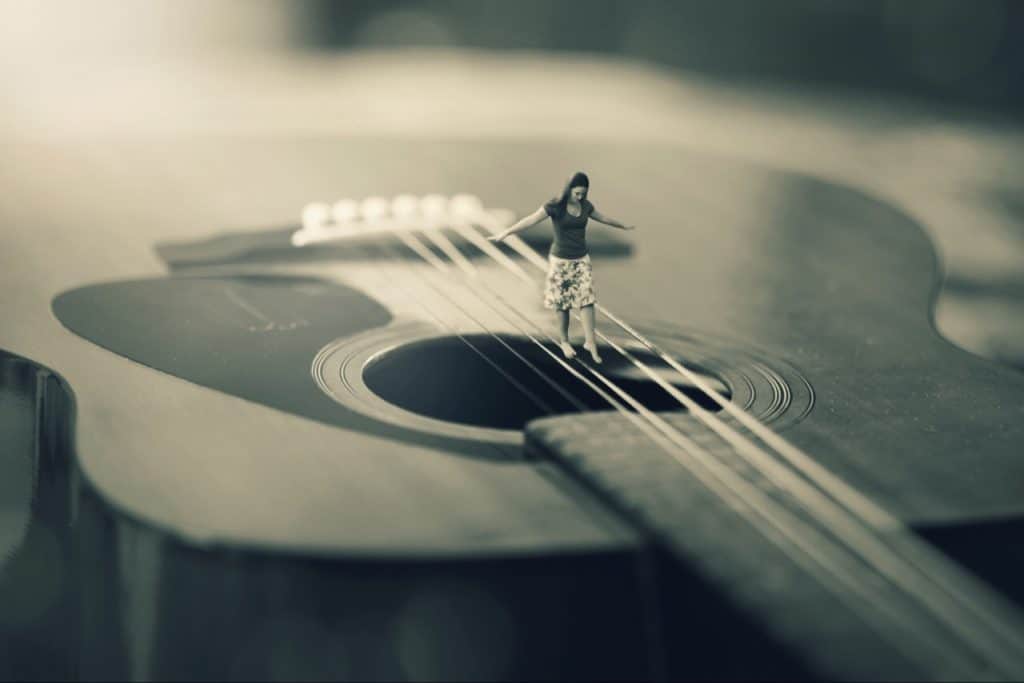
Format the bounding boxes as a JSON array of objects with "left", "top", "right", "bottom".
[{"left": 3, "top": 133, "right": 1024, "bottom": 679}]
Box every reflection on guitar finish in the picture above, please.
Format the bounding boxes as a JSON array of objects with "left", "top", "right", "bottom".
[{"left": 223, "top": 287, "right": 310, "bottom": 334}]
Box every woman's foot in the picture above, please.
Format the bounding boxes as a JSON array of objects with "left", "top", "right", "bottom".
[
  {"left": 583, "top": 343, "right": 602, "bottom": 364},
  {"left": 559, "top": 341, "right": 577, "bottom": 359}
]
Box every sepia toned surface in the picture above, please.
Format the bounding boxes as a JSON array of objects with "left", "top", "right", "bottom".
[{"left": 3, "top": 2, "right": 1024, "bottom": 679}]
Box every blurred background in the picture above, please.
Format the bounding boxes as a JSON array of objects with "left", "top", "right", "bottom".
[
  {"left": 2, "top": 0, "right": 1022, "bottom": 110},
  {"left": 1, "top": 0, "right": 1022, "bottom": 367}
]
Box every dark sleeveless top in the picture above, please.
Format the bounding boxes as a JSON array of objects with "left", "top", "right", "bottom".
[{"left": 544, "top": 198, "right": 594, "bottom": 259}]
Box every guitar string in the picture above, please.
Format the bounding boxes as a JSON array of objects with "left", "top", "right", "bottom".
[
  {"left": 354, "top": 225, "right": 982, "bottom": 674},
  {"left": 378, "top": 231, "right": 592, "bottom": 414},
  {"left": 433, "top": 211, "right": 1024, "bottom": 671},
  {"left": 352, "top": 224, "right": 674, "bottom": 419},
  {"left": 303, "top": 200, "right": 587, "bottom": 422},
  {"left": 304, "top": 207, "right": 1024, "bottom": 673},
  {"left": 477, "top": 210, "right": 895, "bottom": 527},
  {"left": 401, "top": 229, "right": 1015, "bottom": 671},
  {"left": 464, "top": 210, "right": 1024, "bottom": 665},
  {"left": 395, "top": 144, "right": 983, "bottom": 550},
  {"left": 339, "top": 237, "right": 585, "bottom": 422},
  {"left": 352, "top": 240, "right": 629, "bottom": 413}
]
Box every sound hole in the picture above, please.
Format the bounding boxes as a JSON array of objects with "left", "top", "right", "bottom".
[{"left": 362, "top": 334, "right": 730, "bottom": 431}]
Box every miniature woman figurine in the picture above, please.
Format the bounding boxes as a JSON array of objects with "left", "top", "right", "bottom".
[{"left": 488, "top": 172, "right": 636, "bottom": 363}]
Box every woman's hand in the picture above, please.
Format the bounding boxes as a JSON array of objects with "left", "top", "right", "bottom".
[
  {"left": 591, "top": 209, "right": 635, "bottom": 231},
  {"left": 488, "top": 207, "right": 548, "bottom": 242}
]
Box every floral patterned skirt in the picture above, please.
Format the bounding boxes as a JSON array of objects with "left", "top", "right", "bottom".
[{"left": 543, "top": 253, "right": 597, "bottom": 311}]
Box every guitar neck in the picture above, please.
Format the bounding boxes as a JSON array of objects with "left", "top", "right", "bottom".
[{"left": 526, "top": 411, "right": 1024, "bottom": 680}]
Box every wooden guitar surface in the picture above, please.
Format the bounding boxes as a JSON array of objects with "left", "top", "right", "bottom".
[
  {"left": 3, "top": 54, "right": 1024, "bottom": 680},
  {"left": 6, "top": 138, "right": 1022, "bottom": 539}
]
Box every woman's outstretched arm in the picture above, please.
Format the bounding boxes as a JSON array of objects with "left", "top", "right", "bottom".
[
  {"left": 590, "top": 209, "right": 636, "bottom": 231},
  {"left": 487, "top": 206, "right": 549, "bottom": 242}
]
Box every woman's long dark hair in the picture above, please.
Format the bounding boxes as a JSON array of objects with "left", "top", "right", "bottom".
[{"left": 550, "top": 171, "right": 589, "bottom": 216}]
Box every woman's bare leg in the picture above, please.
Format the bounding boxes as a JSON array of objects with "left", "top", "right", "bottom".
[
  {"left": 581, "top": 304, "right": 601, "bottom": 363},
  {"left": 556, "top": 310, "right": 575, "bottom": 358}
]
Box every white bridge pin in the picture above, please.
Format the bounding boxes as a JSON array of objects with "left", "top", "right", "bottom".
[
  {"left": 294, "top": 193, "right": 503, "bottom": 246},
  {"left": 292, "top": 203, "right": 332, "bottom": 246},
  {"left": 360, "top": 196, "right": 391, "bottom": 222},
  {"left": 332, "top": 199, "right": 360, "bottom": 224},
  {"left": 419, "top": 194, "right": 450, "bottom": 220},
  {"left": 450, "top": 194, "right": 484, "bottom": 219},
  {"left": 391, "top": 194, "right": 421, "bottom": 219},
  {"left": 301, "top": 202, "right": 331, "bottom": 231}
]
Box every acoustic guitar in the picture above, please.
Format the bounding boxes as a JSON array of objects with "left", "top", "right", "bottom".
[{"left": 2, "top": 58, "right": 1024, "bottom": 681}]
